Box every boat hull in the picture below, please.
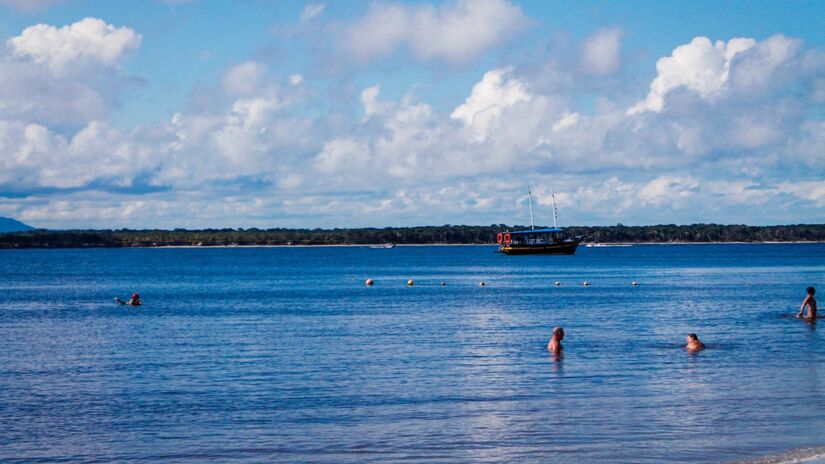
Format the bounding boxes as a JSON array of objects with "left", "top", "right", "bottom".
[{"left": 499, "top": 238, "right": 582, "bottom": 255}]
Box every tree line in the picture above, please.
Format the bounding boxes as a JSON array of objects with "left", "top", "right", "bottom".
[{"left": 0, "top": 224, "right": 822, "bottom": 248}]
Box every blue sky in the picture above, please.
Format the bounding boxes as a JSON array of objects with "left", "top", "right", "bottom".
[{"left": 0, "top": 0, "right": 823, "bottom": 228}]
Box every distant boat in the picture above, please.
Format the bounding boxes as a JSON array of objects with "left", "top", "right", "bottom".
[
  {"left": 370, "top": 243, "right": 395, "bottom": 249},
  {"left": 498, "top": 187, "right": 583, "bottom": 255}
]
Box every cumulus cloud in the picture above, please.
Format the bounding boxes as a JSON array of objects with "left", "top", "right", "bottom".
[
  {"left": 342, "top": 0, "right": 529, "bottom": 65},
  {"left": 221, "top": 61, "right": 267, "bottom": 96},
  {"left": 1, "top": 17, "right": 822, "bottom": 228},
  {"left": 0, "top": 61, "right": 108, "bottom": 125},
  {"left": 0, "top": 119, "right": 174, "bottom": 191},
  {"left": 727, "top": 34, "right": 801, "bottom": 93},
  {"left": 8, "top": 17, "right": 142, "bottom": 75},
  {"left": 628, "top": 36, "right": 755, "bottom": 114},
  {"left": 315, "top": 138, "right": 370, "bottom": 175},
  {"left": 626, "top": 34, "right": 810, "bottom": 117},
  {"left": 0, "top": 18, "right": 141, "bottom": 128},
  {"left": 581, "top": 28, "right": 623, "bottom": 75},
  {"left": 0, "top": 18, "right": 143, "bottom": 127},
  {"left": 161, "top": 83, "right": 315, "bottom": 188},
  {"left": 361, "top": 85, "right": 388, "bottom": 117},
  {"left": 451, "top": 67, "right": 531, "bottom": 141}
]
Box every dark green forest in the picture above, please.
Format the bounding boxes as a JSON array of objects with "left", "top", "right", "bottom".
[{"left": 0, "top": 224, "right": 822, "bottom": 248}]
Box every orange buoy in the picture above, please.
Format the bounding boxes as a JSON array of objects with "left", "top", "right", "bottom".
[
  {"left": 503, "top": 233, "right": 511, "bottom": 244},
  {"left": 496, "top": 233, "right": 503, "bottom": 244},
  {"left": 365, "top": 278, "right": 374, "bottom": 286},
  {"left": 407, "top": 279, "right": 414, "bottom": 286}
]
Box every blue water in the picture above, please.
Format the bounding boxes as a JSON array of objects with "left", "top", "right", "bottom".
[{"left": 0, "top": 244, "right": 823, "bottom": 463}]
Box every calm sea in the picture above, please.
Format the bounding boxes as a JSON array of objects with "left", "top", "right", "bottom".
[{"left": 1, "top": 244, "right": 824, "bottom": 463}]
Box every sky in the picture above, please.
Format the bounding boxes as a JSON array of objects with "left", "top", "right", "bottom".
[{"left": 0, "top": 0, "right": 823, "bottom": 229}]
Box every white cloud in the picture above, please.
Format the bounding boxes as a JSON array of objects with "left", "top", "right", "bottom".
[
  {"left": 221, "top": 61, "right": 267, "bottom": 96},
  {"left": 550, "top": 177, "right": 636, "bottom": 215},
  {"left": 0, "top": 119, "right": 173, "bottom": 190},
  {"left": 451, "top": 67, "right": 531, "bottom": 141},
  {"left": 777, "top": 181, "right": 825, "bottom": 207},
  {"left": 727, "top": 34, "right": 800, "bottom": 93},
  {"left": 581, "top": 28, "right": 623, "bottom": 75},
  {"left": 0, "top": 61, "right": 108, "bottom": 125},
  {"left": 1, "top": 17, "right": 822, "bottom": 228},
  {"left": 343, "top": 0, "right": 529, "bottom": 65},
  {"left": 212, "top": 90, "right": 284, "bottom": 165},
  {"left": 638, "top": 176, "right": 699, "bottom": 207},
  {"left": 628, "top": 36, "right": 756, "bottom": 114},
  {"left": 8, "top": 17, "right": 142, "bottom": 75},
  {"left": 552, "top": 112, "right": 580, "bottom": 131},
  {"left": 300, "top": 3, "right": 326, "bottom": 23},
  {"left": 361, "top": 85, "right": 387, "bottom": 117},
  {"left": 341, "top": 3, "right": 408, "bottom": 62},
  {"left": 314, "top": 138, "right": 370, "bottom": 175}
]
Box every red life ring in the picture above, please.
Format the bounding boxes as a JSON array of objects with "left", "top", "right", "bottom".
[
  {"left": 503, "top": 233, "right": 511, "bottom": 244},
  {"left": 496, "top": 233, "right": 503, "bottom": 244}
]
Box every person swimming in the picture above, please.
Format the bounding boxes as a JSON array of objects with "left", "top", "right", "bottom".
[
  {"left": 547, "top": 326, "right": 564, "bottom": 354},
  {"left": 685, "top": 333, "right": 705, "bottom": 352},
  {"left": 797, "top": 286, "right": 817, "bottom": 321},
  {"left": 115, "top": 293, "right": 142, "bottom": 306}
]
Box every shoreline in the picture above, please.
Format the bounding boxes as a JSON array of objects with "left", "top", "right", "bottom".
[
  {"left": 1, "top": 241, "right": 823, "bottom": 250},
  {"left": 729, "top": 446, "right": 825, "bottom": 464}
]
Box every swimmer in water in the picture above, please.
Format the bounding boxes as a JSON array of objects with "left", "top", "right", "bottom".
[
  {"left": 797, "top": 286, "right": 817, "bottom": 321},
  {"left": 547, "top": 326, "right": 564, "bottom": 354},
  {"left": 685, "top": 333, "right": 705, "bottom": 352},
  {"left": 115, "top": 293, "right": 142, "bottom": 306}
]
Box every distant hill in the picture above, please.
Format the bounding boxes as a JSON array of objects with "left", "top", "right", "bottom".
[{"left": 0, "top": 217, "right": 34, "bottom": 233}]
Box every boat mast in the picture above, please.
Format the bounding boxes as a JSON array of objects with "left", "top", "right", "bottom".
[
  {"left": 527, "top": 186, "right": 535, "bottom": 230},
  {"left": 552, "top": 190, "right": 558, "bottom": 228}
]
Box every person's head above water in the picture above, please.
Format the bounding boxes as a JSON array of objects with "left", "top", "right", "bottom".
[
  {"left": 132, "top": 293, "right": 140, "bottom": 299},
  {"left": 808, "top": 287, "right": 816, "bottom": 296},
  {"left": 685, "top": 333, "right": 705, "bottom": 351},
  {"left": 548, "top": 326, "right": 565, "bottom": 354}
]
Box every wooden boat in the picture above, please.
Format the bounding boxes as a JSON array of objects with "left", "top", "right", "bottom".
[
  {"left": 498, "top": 228, "right": 582, "bottom": 255},
  {"left": 498, "top": 187, "right": 583, "bottom": 255}
]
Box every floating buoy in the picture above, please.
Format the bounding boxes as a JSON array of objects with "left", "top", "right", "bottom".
[
  {"left": 365, "top": 278, "right": 374, "bottom": 286},
  {"left": 554, "top": 281, "right": 561, "bottom": 286},
  {"left": 407, "top": 279, "right": 414, "bottom": 286},
  {"left": 631, "top": 281, "right": 638, "bottom": 286},
  {"left": 583, "top": 281, "right": 590, "bottom": 287},
  {"left": 479, "top": 281, "right": 486, "bottom": 287}
]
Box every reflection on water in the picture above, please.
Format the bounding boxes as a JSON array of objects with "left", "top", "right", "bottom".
[{"left": 0, "top": 244, "right": 823, "bottom": 463}]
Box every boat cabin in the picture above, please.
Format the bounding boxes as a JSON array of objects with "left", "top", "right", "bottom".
[{"left": 498, "top": 228, "right": 565, "bottom": 246}]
